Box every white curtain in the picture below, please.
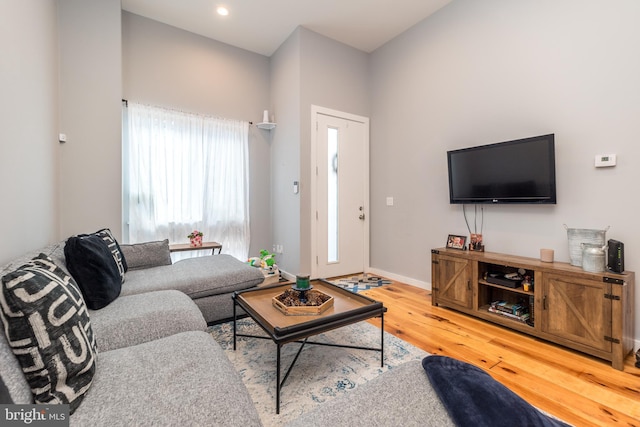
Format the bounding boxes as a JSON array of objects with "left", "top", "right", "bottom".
[{"left": 124, "top": 102, "right": 250, "bottom": 261}]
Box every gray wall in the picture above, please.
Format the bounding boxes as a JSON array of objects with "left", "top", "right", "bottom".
[
  {"left": 270, "top": 27, "right": 370, "bottom": 275},
  {"left": 122, "top": 12, "right": 272, "bottom": 255},
  {"left": 0, "top": 1, "right": 59, "bottom": 265},
  {"left": 370, "top": 0, "right": 640, "bottom": 336},
  {"left": 270, "top": 29, "right": 302, "bottom": 274},
  {"left": 58, "top": 0, "right": 123, "bottom": 239}
]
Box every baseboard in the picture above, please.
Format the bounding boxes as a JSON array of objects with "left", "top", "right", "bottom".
[{"left": 279, "top": 270, "right": 296, "bottom": 282}]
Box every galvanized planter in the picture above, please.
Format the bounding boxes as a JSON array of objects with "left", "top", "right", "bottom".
[
  {"left": 564, "top": 225, "right": 608, "bottom": 267},
  {"left": 581, "top": 243, "right": 606, "bottom": 273}
]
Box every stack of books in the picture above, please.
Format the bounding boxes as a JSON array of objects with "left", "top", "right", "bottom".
[{"left": 488, "top": 300, "right": 530, "bottom": 323}]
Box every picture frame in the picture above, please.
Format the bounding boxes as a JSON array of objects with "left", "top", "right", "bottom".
[
  {"left": 469, "top": 233, "right": 484, "bottom": 252},
  {"left": 446, "top": 234, "right": 467, "bottom": 250}
]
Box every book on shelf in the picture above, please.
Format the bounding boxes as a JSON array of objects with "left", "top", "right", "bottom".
[
  {"left": 490, "top": 300, "right": 529, "bottom": 317},
  {"left": 488, "top": 303, "right": 530, "bottom": 323}
]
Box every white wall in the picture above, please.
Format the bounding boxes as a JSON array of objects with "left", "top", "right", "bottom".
[
  {"left": 121, "top": 13, "right": 272, "bottom": 255},
  {"left": 58, "top": 0, "right": 123, "bottom": 239},
  {"left": 0, "top": 1, "right": 59, "bottom": 265},
  {"left": 370, "top": 0, "right": 640, "bottom": 338}
]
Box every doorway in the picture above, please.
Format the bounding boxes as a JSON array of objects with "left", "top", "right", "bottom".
[{"left": 311, "top": 106, "right": 369, "bottom": 279}]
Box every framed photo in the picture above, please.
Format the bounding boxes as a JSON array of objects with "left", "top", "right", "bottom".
[{"left": 446, "top": 234, "right": 467, "bottom": 250}]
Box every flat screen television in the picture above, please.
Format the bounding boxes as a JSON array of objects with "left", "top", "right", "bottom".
[{"left": 447, "top": 134, "right": 556, "bottom": 204}]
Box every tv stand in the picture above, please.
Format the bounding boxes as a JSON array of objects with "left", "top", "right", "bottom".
[{"left": 431, "top": 248, "right": 635, "bottom": 370}]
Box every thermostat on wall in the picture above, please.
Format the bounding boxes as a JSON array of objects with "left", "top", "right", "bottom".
[{"left": 595, "top": 154, "right": 616, "bottom": 168}]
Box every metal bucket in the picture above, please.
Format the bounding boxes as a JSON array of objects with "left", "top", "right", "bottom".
[
  {"left": 564, "top": 225, "right": 608, "bottom": 267},
  {"left": 581, "top": 243, "right": 606, "bottom": 273}
]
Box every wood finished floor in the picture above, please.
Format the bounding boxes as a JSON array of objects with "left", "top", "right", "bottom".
[{"left": 357, "top": 281, "right": 640, "bottom": 427}]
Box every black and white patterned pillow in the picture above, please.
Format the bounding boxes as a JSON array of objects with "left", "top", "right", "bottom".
[{"left": 0, "top": 254, "right": 97, "bottom": 414}]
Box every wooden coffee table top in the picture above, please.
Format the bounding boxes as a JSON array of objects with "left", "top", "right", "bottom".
[{"left": 234, "top": 279, "right": 384, "bottom": 341}]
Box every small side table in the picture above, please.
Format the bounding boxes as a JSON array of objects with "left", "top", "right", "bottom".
[{"left": 169, "top": 241, "right": 222, "bottom": 255}]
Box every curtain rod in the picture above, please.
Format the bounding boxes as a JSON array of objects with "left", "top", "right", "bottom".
[{"left": 121, "top": 98, "right": 253, "bottom": 124}]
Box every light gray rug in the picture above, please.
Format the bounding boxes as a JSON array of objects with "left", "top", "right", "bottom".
[{"left": 209, "top": 318, "right": 428, "bottom": 427}]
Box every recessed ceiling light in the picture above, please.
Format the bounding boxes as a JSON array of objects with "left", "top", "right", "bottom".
[{"left": 217, "top": 6, "right": 229, "bottom": 16}]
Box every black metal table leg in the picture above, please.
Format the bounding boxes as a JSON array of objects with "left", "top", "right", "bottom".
[
  {"left": 276, "top": 344, "right": 281, "bottom": 414},
  {"left": 233, "top": 299, "right": 237, "bottom": 351},
  {"left": 380, "top": 310, "right": 385, "bottom": 367}
]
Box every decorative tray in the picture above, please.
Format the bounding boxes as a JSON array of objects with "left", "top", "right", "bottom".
[{"left": 272, "top": 288, "right": 334, "bottom": 315}]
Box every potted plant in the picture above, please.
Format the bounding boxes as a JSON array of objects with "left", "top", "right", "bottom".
[{"left": 188, "top": 230, "right": 203, "bottom": 247}]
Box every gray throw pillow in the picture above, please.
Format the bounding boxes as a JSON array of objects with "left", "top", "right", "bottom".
[
  {"left": 0, "top": 254, "right": 97, "bottom": 414},
  {"left": 120, "top": 239, "right": 172, "bottom": 270}
]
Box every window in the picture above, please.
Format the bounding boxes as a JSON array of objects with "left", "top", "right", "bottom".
[{"left": 123, "top": 102, "right": 250, "bottom": 260}]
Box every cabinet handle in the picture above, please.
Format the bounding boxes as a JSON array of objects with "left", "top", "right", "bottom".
[
  {"left": 543, "top": 295, "right": 547, "bottom": 310},
  {"left": 467, "top": 280, "right": 471, "bottom": 291}
]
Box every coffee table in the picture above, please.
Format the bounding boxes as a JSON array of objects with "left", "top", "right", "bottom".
[{"left": 232, "top": 279, "right": 386, "bottom": 414}]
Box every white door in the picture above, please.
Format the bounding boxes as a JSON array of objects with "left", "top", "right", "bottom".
[{"left": 312, "top": 107, "right": 369, "bottom": 279}]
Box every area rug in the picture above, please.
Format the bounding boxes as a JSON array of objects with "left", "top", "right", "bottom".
[
  {"left": 209, "top": 318, "right": 428, "bottom": 427},
  {"left": 326, "top": 274, "right": 392, "bottom": 293}
]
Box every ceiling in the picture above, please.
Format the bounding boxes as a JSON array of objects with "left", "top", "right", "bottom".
[{"left": 121, "top": 0, "right": 452, "bottom": 57}]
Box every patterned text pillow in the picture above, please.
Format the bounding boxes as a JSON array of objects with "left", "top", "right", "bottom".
[{"left": 0, "top": 254, "right": 97, "bottom": 414}]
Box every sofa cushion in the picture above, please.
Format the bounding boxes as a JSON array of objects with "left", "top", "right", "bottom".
[
  {"left": 120, "top": 254, "right": 264, "bottom": 299},
  {"left": 120, "top": 239, "right": 172, "bottom": 270},
  {"left": 64, "top": 234, "right": 122, "bottom": 310},
  {"left": 0, "top": 310, "right": 32, "bottom": 405},
  {"left": 88, "top": 290, "right": 206, "bottom": 352},
  {"left": 0, "top": 374, "right": 12, "bottom": 404},
  {"left": 71, "top": 331, "right": 262, "bottom": 426},
  {"left": 0, "top": 254, "right": 97, "bottom": 414},
  {"left": 286, "top": 359, "right": 454, "bottom": 427}
]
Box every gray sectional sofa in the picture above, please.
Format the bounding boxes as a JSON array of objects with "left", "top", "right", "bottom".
[{"left": 0, "top": 239, "right": 264, "bottom": 426}]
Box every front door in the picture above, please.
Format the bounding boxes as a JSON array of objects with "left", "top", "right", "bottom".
[{"left": 312, "top": 107, "right": 369, "bottom": 279}]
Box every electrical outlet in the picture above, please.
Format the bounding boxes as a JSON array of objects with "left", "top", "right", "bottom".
[{"left": 276, "top": 245, "right": 283, "bottom": 254}]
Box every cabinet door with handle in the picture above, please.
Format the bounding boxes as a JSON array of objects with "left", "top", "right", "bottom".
[
  {"left": 541, "top": 273, "right": 612, "bottom": 352},
  {"left": 432, "top": 253, "right": 473, "bottom": 309}
]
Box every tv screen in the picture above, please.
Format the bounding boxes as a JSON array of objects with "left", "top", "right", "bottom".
[{"left": 447, "top": 134, "right": 556, "bottom": 204}]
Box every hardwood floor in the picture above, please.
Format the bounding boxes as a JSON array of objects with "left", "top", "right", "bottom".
[{"left": 359, "top": 281, "right": 640, "bottom": 427}]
